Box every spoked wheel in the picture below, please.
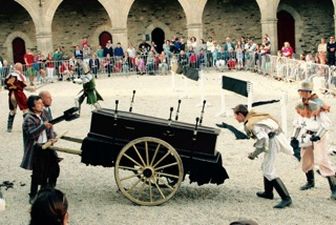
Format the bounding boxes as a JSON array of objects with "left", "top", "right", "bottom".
[{"left": 114, "top": 137, "right": 184, "bottom": 206}]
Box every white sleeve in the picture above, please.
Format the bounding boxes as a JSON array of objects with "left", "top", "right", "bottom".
[
  {"left": 252, "top": 125, "right": 269, "bottom": 149},
  {"left": 81, "top": 74, "right": 93, "bottom": 84},
  {"left": 293, "top": 115, "right": 300, "bottom": 127},
  {"left": 319, "top": 112, "right": 332, "bottom": 130}
]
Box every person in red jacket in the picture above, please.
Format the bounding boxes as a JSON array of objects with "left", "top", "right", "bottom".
[
  {"left": 281, "top": 42, "right": 294, "bottom": 58},
  {"left": 4, "top": 63, "right": 28, "bottom": 132}
]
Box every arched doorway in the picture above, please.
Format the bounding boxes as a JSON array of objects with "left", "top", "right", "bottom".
[
  {"left": 151, "top": 28, "right": 165, "bottom": 53},
  {"left": 99, "top": 31, "right": 112, "bottom": 47},
  {"left": 277, "top": 10, "right": 295, "bottom": 52},
  {"left": 12, "top": 37, "right": 26, "bottom": 64}
]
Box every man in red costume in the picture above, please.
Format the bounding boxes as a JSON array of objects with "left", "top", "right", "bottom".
[{"left": 4, "top": 63, "right": 28, "bottom": 132}]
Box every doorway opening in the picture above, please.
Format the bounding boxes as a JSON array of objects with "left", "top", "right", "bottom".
[
  {"left": 151, "top": 28, "right": 165, "bottom": 53},
  {"left": 12, "top": 37, "right": 26, "bottom": 64},
  {"left": 277, "top": 10, "right": 295, "bottom": 52}
]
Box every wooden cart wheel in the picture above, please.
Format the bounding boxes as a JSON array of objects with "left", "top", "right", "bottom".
[{"left": 114, "top": 137, "right": 184, "bottom": 206}]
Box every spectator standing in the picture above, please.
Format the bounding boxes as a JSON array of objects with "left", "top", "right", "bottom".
[
  {"left": 1, "top": 60, "right": 10, "bottom": 87},
  {"left": 236, "top": 41, "right": 244, "bottom": 70},
  {"left": 281, "top": 42, "right": 294, "bottom": 59},
  {"left": 52, "top": 48, "right": 63, "bottom": 76},
  {"left": 224, "top": 37, "right": 235, "bottom": 61},
  {"left": 317, "top": 38, "right": 327, "bottom": 64},
  {"left": 24, "top": 49, "right": 35, "bottom": 85},
  {"left": 103, "top": 54, "right": 113, "bottom": 77},
  {"left": 96, "top": 45, "right": 104, "bottom": 60},
  {"left": 103, "top": 40, "right": 113, "bottom": 58},
  {"left": 114, "top": 42, "right": 124, "bottom": 59},
  {"left": 46, "top": 54, "right": 55, "bottom": 83},
  {"left": 327, "top": 36, "right": 336, "bottom": 66},
  {"left": 126, "top": 44, "right": 136, "bottom": 70},
  {"left": 89, "top": 54, "right": 100, "bottom": 78},
  {"left": 73, "top": 45, "right": 83, "bottom": 60},
  {"left": 206, "top": 37, "right": 215, "bottom": 66},
  {"left": 82, "top": 44, "right": 91, "bottom": 65},
  {"left": 163, "top": 40, "right": 172, "bottom": 58},
  {"left": 139, "top": 40, "right": 151, "bottom": 56},
  {"left": 158, "top": 52, "right": 169, "bottom": 75}
]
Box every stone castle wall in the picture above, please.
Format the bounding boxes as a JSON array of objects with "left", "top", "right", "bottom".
[
  {"left": 279, "top": 0, "right": 334, "bottom": 53},
  {"left": 0, "top": 2, "right": 36, "bottom": 56},
  {"left": 0, "top": 0, "right": 335, "bottom": 61},
  {"left": 203, "top": 0, "right": 261, "bottom": 44}
]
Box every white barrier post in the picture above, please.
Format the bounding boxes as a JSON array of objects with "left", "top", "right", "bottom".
[
  {"left": 281, "top": 91, "right": 288, "bottom": 136},
  {"left": 197, "top": 69, "right": 211, "bottom": 107},
  {"left": 199, "top": 69, "right": 205, "bottom": 103},
  {"left": 171, "top": 70, "right": 176, "bottom": 91},
  {"left": 216, "top": 74, "right": 226, "bottom": 117},
  {"left": 247, "top": 82, "right": 253, "bottom": 111}
]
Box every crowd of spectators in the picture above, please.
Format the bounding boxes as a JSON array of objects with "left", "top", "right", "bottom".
[{"left": 1, "top": 34, "right": 336, "bottom": 87}]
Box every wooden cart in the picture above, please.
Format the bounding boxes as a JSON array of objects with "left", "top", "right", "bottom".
[{"left": 51, "top": 107, "right": 229, "bottom": 206}]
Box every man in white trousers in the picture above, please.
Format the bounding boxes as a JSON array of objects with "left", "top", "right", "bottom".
[{"left": 233, "top": 104, "right": 293, "bottom": 209}]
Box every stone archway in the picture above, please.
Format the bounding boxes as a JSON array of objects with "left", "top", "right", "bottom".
[
  {"left": 4, "top": 32, "right": 34, "bottom": 64},
  {"left": 277, "top": 4, "right": 304, "bottom": 54},
  {"left": 127, "top": 0, "right": 186, "bottom": 47},
  {"left": 51, "top": 0, "right": 111, "bottom": 52},
  {"left": 145, "top": 22, "right": 172, "bottom": 43}
]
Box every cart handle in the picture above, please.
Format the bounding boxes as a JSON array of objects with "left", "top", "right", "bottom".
[{"left": 42, "top": 131, "right": 68, "bottom": 150}]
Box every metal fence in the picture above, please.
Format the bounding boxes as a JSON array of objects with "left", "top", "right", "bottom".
[{"left": 1, "top": 52, "right": 336, "bottom": 96}]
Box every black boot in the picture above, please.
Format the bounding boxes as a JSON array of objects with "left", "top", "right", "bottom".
[
  {"left": 256, "top": 177, "right": 274, "bottom": 199},
  {"left": 300, "top": 170, "right": 315, "bottom": 190},
  {"left": 272, "top": 178, "right": 292, "bottom": 208},
  {"left": 327, "top": 176, "right": 336, "bottom": 200},
  {"left": 7, "top": 113, "right": 15, "bottom": 133},
  {"left": 29, "top": 175, "right": 38, "bottom": 204}
]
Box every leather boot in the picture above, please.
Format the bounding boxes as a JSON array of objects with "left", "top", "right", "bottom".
[
  {"left": 327, "top": 176, "right": 336, "bottom": 200},
  {"left": 272, "top": 178, "right": 292, "bottom": 209},
  {"left": 256, "top": 177, "right": 274, "bottom": 199},
  {"left": 300, "top": 170, "right": 315, "bottom": 190},
  {"left": 6, "top": 113, "right": 15, "bottom": 133},
  {"left": 29, "top": 175, "right": 38, "bottom": 204}
]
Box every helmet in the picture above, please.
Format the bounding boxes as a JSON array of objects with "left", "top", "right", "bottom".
[{"left": 298, "top": 80, "right": 313, "bottom": 92}]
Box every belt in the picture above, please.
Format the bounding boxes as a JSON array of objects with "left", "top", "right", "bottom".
[{"left": 306, "top": 130, "right": 316, "bottom": 135}]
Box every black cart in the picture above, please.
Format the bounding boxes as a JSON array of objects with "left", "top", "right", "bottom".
[{"left": 51, "top": 108, "right": 229, "bottom": 206}]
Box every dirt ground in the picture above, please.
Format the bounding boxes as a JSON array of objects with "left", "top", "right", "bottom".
[{"left": 1, "top": 71, "right": 336, "bottom": 225}]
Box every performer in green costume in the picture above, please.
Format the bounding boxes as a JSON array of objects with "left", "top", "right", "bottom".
[{"left": 74, "top": 63, "right": 103, "bottom": 113}]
